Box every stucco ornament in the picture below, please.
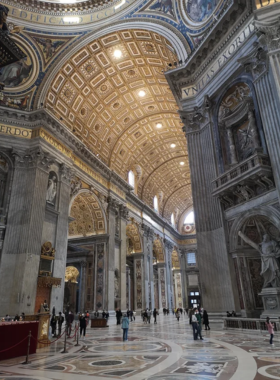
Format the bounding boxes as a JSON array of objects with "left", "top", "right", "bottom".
[
  {"left": 238, "top": 231, "right": 280, "bottom": 288},
  {"left": 41, "top": 242, "right": 55, "bottom": 257},
  {"left": 65, "top": 266, "right": 79, "bottom": 283}
]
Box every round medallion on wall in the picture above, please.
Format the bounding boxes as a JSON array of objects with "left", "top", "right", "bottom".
[
  {"left": 183, "top": 224, "right": 195, "bottom": 233},
  {"left": 180, "top": 0, "right": 224, "bottom": 29}
]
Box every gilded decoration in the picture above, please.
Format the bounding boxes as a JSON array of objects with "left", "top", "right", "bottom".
[
  {"left": 69, "top": 192, "right": 106, "bottom": 237},
  {"left": 126, "top": 221, "right": 142, "bottom": 253},
  {"left": 65, "top": 266, "right": 79, "bottom": 283},
  {"left": 171, "top": 249, "right": 180, "bottom": 269},
  {"left": 41, "top": 242, "right": 55, "bottom": 258},
  {"left": 37, "top": 276, "right": 61, "bottom": 287},
  {"left": 46, "top": 29, "right": 192, "bottom": 222},
  {"left": 153, "top": 238, "right": 164, "bottom": 262}
]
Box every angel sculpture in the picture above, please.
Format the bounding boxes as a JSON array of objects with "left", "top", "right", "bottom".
[
  {"left": 238, "top": 231, "right": 280, "bottom": 288},
  {"left": 34, "top": 37, "right": 64, "bottom": 59}
]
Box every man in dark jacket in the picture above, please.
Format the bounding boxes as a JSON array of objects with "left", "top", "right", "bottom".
[
  {"left": 116, "top": 309, "right": 122, "bottom": 325},
  {"left": 57, "top": 312, "right": 64, "bottom": 335},
  {"left": 79, "top": 313, "right": 87, "bottom": 338}
]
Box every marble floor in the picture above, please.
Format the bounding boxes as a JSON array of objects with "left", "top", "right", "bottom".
[{"left": 0, "top": 313, "right": 279, "bottom": 380}]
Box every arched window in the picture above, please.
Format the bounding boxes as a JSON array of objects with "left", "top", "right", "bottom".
[
  {"left": 184, "top": 211, "right": 194, "bottom": 224},
  {"left": 154, "top": 195, "right": 159, "bottom": 212},
  {"left": 128, "top": 170, "right": 135, "bottom": 188},
  {"left": 171, "top": 213, "right": 175, "bottom": 226}
]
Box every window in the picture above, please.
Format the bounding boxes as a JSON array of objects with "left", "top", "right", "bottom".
[
  {"left": 154, "top": 195, "right": 159, "bottom": 212},
  {"left": 190, "top": 292, "right": 195, "bottom": 296},
  {"left": 171, "top": 213, "right": 175, "bottom": 226},
  {"left": 195, "top": 292, "right": 199, "bottom": 296},
  {"left": 128, "top": 170, "right": 135, "bottom": 188},
  {"left": 184, "top": 211, "right": 194, "bottom": 224},
  {"left": 187, "top": 252, "right": 196, "bottom": 266}
]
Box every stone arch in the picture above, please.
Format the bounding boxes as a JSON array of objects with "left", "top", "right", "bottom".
[
  {"left": 229, "top": 206, "right": 280, "bottom": 252},
  {"left": 68, "top": 190, "right": 107, "bottom": 238},
  {"left": 126, "top": 220, "right": 143, "bottom": 253},
  {"left": 153, "top": 237, "right": 165, "bottom": 263}
]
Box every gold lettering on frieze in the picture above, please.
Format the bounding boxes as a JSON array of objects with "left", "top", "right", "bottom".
[
  {"left": 127, "top": 202, "right": 142, "bottom": 216},
  {"left": 34, "top": 128, "right": 73, "bottom": 158},
  {"left": 0, "top": 124, "right": 32, "bottom": 138},
  {"left": 109, "top": 183, "right": 126, "bottom": 200},
  {"left": 177, "top": 239, "right": 197, "bottom": 245}
]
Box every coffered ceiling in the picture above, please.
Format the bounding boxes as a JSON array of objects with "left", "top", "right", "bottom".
[{"left": 46, "top": 29, "right": 192, "bottom": 223}]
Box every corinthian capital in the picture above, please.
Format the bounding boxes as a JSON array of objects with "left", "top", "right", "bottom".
[
  {"left": 12, "top": 147, "right": 54, "bottom": 171},
  {"left": 164, "top": 238, "right": 173, "bottom": 252},
  {"left": 119, "top": 204, "right": 129, "bottom": 220},
  {"left": 255, "top": 18, "right": 280, "bottom": 52},
  {"left": 107, "top": 196, "right": 119, "bottom": 213},
  {"left": 238, "top": 42, "right": 268, "bottom": 81},
  {"left": 60, "top": 163, "right": 74, "bottom": 185}
]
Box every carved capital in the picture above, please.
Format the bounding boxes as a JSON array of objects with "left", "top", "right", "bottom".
[
  {"left": 70, "top": 177, "right": 82, "bottom": 196},
  {"left": 164, "top": 238, "right": 173, "bottom": 252},
  {"left": 60, "top": 163, "right": 74, "bottom": 185},
  {"left": 12, "top": 147, "right": 54, "bottom": 171},
  {"left": 179, "top": 95, "right": 212, "bottom": 135},
  {"left": 238, "top": 42, "right": 268, "bottom": 81},
  {"left": 141, "top": 223, "right": 150, "bottom": 237},
  {"left": 107, "top": 196, "right": 119, "bottom": 213},
  {"left": 119, "top": 204, "right": 128, "bottom": 220},
  {"left": 255, "top": 19, "right": 280, "bottom": 52}
]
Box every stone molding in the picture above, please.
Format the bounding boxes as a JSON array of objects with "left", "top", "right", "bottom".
[
  {"left": 164, "top": 238, "right": 174, "bottom": 252},
  {"left": 167, "top": 0, "right": 252, "bottom": 97},
  {"left": 119, "top": 204, "right": 128, "bottom": 220},
  {"left": 107, "top": 196, "right": 119, "bottom": 213}
]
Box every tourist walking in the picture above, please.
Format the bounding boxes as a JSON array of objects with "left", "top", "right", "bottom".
[
  {"left": 133, "top": 310, "right": 136, "bottom": 321},
  {"left": 153, "top": 308, "right": 158, "bottom": 324},
  {"left": 266, "top": 317, "right": 275, "bottom": 345},
  {"left": 147, "top": 309, "right": 151, "bottom": 323},
  {"left": 121, "top": 313, "right": 129, "bottom": 341},
  {"left": 175, "top": 309, "right": 180, "bottom": 321},
  {"left": 116, "top": 308, "right": 122, "bottom": 325},
  {"left": 192, "top": 309, "right": 203, "bottom": 340},
  {"left": 79, "top": 313, "right": 87, "bottom": 338},
  {"left": 203, "top": 309, "right": 210, "bottom": 330}
]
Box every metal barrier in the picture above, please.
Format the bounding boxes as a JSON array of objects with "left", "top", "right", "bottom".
[{"left": 224, "top": 317, "right": 279, "bottom": 332}]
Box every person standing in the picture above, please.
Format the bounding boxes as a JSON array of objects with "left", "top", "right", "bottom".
[
  {"left": 66, "top": 311, "right": 74, "bottom": 336},
  {"left": 121, "top": 313, "right": 129, "bottom": 341},
  {"left": 50, "top": 315, "right": 57, "bottom": 337},
  {"left": 57, "top": 312, "right": 64, "bottom": 335},
  {"left": 203, "top": 309, "right": 210, "bottom": 330},
  {"left": 79, "top": 313, "right": 87, "bottom": 338},
  {"left": 153, "top": 308, "right": 158, "bottom": 324},
  {"left": 266, "top": 317, "right": 275, "bottom": 345},
  {"left": 175, "top": 309, "right": 180, "bottom": 321},
  {"left": 133, "top": 310, "right": 136, "bottom": 321},
  {"left": 116, "top": 309, "right": 122, "bottom": 325},
  {"left": 194, "top": 309, "right": 203, "bottom": 340},
  {"left": 191, "top": 312, "right": 198, "bottom": 340},
  {"left": 147, "top": 309, "right": 151, "bottom": 324}
]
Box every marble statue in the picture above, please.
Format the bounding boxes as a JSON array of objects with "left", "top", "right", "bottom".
[
  {"left": 238, "top": 231, "right": 280, "bottom": 288},
  {"left": 46, "top": 176, "right": 57, "bottom": 203},
  {"left": 65, "top": 266, "right": 79, "bottom": 283}
]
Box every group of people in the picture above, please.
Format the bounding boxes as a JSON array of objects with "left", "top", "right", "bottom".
[
  {"left": 226, "top": 310, "right": 237, "bottom": 317},
  {"left": 116, "top": 309, "right": 136, "bottom": 325},
  {"left": 188, "top": 308, "right": 210, "bottom": 340},
  {"left": 141, "top": 308, "right": 159, "bottom": 324},
  {"left": 1, "top": 313, "right": 25, "bottom": 322}
]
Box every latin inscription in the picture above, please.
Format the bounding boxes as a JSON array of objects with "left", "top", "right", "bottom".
[
  {"left": 0, "top": 124, "right": 32, "bottom": 138},
  {"left": 181, "top": 22, "right": 255, "bottom": 99},
  {"left": 8, "top": 0, "right": 132, "bottom": 26}
]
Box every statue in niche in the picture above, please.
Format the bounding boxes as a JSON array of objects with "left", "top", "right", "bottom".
[
  {"left": 238, "top": 231, "right": 280, "bottom": 288},
  {"left": 46, "top": 171, "right": 57, "bottom": 204},
  {"left": 41, "top": 241, "right": 55, "bottom": 257}
]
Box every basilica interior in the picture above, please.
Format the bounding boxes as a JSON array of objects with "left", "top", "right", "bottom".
[{"left": 1, "top": 0, "right": 280, "bottom": 379}]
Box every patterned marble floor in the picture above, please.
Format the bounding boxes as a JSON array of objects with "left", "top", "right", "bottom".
[{"left": 0, "top": 313, "right": 279, "bottom": 380}]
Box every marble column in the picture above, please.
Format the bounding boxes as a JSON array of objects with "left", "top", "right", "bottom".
[
  {"left": 157, "top": 263, "right": 167, "bottom": 310},
  {"left": 149, "top": 229, "right": 155, "bottom": 310},
  {"left": 164, "top": 240, "right": 173, "bottom": 310},
  {"left": 173, "top": 270, "right": 183, "bottom": 308},
  {"left": 126, "top": 266, "right": 130, "bottom": 310},
  {"left": 79, "top": 260, "right": 87, "bottom": 313},
  {"left": 107, "top": 197, "right": 118, "bottom": 311},
  {"left": 133, "top": 253, "right": 144, "bottom": 311},
  {"left": 0, "top": 147, "right": 53, "bottom": 316},
  {"left": 142, "top": 225, "right": 153, "bottom": 309},
  {"left": 179, "top": 249, "right": 188, "bottom": 308},
  {"left": 119, "top": 205, "right": 128, "bottom": 311},
  {"left": 96, "top": 242, "right": 106, "bottom": 310},
  {"left": 51, "top": 163, "right": 73, "bottom": 313}
]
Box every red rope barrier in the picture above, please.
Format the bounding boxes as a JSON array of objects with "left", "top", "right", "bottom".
[
  {"left": 0, "top": 336, "right": 28, "bottom": 353},
  {"left": 67, "top": 325, "right": 79, "bottom": 339},
  {"left": 31, "top": 329, "right": 66, "bottom": 345}
]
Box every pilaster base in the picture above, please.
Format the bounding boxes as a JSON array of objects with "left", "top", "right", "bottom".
[{"left": 259, "top": 288, "right": 280, "bottom": 319}]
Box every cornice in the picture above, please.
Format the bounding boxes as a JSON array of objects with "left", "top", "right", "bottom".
[{"left": 166, "top": 0, "right": 253, "bottom": 97}]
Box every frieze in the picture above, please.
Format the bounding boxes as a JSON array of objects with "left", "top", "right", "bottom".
[
  {"left": 0, "top": 123, "right": 32, "bottom": 138},
  {"left": 238, "top": 42, "right": 268, "bottom": 81},
  {"left": 180, "top": 22, "right": 255, "bottom": 99}
]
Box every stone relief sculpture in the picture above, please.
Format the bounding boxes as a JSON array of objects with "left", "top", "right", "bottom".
[
  {"left": 238, "top": 231, "right": 280, "bottom": 288},
  {"left": 46, "top": 171, "right": 57, "bottom": 204},
  {"left": 70, "top": 178, "right": 82, "bottom": 196}
]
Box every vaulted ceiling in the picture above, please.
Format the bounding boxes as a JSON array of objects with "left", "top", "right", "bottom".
[{"left": 46, "top": 29, "right": 192, "bottom": 222}]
